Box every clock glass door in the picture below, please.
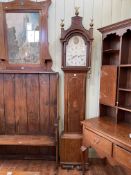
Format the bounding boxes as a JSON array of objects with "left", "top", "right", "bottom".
[{"left": 66, "top": 36, "right": 87, "bottom": 67}]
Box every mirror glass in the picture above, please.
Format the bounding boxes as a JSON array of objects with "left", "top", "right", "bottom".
[{"left": 6, "top": 12, "right": 40, "bottom": 64}]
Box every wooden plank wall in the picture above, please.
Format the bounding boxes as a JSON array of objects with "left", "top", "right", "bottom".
[
  {"left": 48, "top": 0, "right": 131, "bottom": 132},
  {"left": 0, "top": 73, "right": 58, "bottom": 136}
]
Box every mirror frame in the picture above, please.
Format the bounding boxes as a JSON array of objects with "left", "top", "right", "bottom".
[{"left": 0, "top": 0, "right": 52, "bottom": 71}]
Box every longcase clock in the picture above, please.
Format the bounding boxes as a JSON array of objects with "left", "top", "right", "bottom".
[{"left": 60, "top": 10, "right": 93, "bottom": 167}]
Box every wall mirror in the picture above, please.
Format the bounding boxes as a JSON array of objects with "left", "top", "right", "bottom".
[
  {"left": 6, "top": 12, "right": 40, "bottom": 64},
  {"left": 0, "top": 0, "right": 52, "bottom": 70}
]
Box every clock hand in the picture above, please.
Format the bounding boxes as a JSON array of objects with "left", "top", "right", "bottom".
[{"left": 72, "top": 55, "right": 77, "bottom": 59}]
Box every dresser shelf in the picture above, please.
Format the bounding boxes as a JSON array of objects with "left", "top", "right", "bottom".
[
  {"left": 118, "top": 106, "right": 131, "bottom": 112},
  {"left": 119, "top": 88, "right": 131, "bottom": 92},
  {"left": 99, "top": 19, "right": 131, "bottom": 124},
  {"left": 120, "top": 64, "right": 131, "bottom": 67},
  {"left": 103, "top": 49, "right": 119, "bottom": 54}
]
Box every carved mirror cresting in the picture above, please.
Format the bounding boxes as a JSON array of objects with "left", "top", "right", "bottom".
[{"left": 0, "top": 0, "right": 52, "bottom": 71}]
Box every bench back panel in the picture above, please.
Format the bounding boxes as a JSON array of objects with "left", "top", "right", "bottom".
[{"left": 0, "top": 73, "right": 58, "bottom": 136}]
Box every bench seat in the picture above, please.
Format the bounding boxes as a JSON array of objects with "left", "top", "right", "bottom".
[{"left": 0, "top": 135, "right": 55, "bottom": 146}]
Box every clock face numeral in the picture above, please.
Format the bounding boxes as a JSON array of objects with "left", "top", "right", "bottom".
[{"left": 66, "top": 36, "right": 87, "bottom": 66}]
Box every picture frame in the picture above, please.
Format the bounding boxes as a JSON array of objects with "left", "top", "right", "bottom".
[{"left": 0, "top": 0, "right": 52, "bottom": 70}]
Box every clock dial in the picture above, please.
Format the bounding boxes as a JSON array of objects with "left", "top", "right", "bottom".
[{"left": 66, "top": 36, "right": 87, "bottom": 66}]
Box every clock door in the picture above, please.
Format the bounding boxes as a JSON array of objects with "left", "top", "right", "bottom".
[
  {"left": 64, "top": 73, "right": 86, "bottom": 132},
  {"left": 66, "top": 36, "right": 87, "bottom": 67}
]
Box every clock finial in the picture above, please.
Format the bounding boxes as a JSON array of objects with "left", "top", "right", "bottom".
[
  {"left": 60, "top": 19, "right": 65, "bottom": 28},
  {"left": 75, "top": 7, "right": 80, "bottom": 16}
]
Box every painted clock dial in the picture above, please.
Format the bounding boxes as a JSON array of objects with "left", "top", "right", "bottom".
[{"left": 66, "top": 36, "right": 87, "bottom": 66}]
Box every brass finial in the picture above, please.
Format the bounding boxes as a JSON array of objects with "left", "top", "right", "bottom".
[
  {"left": 75, "top": 7, "right": 80, "bottom": 16},
  {"left": 60, "top": 19, "right": 64, "bottom": 28},
  {"left": 90, "top": 18, "right": 94, "bottom": 28}
]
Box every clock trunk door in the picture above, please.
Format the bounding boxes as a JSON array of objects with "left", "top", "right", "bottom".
[{"left": 64, "top": 73, "right": 86, "bottom": 133}]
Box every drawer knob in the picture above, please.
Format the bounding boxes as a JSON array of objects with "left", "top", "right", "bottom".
[{"left": 129, "top": 133, "right": 131, "bottom": 139}]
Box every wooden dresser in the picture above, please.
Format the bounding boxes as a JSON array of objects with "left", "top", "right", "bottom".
[
  {"left": 82, "top": 117, "right": 131, "bottom": 172},
  {"left": 81, "top": 19, "right": 131, "bottom": 175}
]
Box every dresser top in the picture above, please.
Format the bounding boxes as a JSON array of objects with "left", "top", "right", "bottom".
[{"left": 82, "top": 117, "right": 131, "bottom": 151}]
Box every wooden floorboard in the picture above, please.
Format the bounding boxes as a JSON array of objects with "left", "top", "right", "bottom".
[{"left": 0, "top": 159, "right": 130, "bottom": 175}]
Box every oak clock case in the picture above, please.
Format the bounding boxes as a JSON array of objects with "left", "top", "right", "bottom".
[{"left": 60, "top": 13, "right": 93, "bottom": 167}]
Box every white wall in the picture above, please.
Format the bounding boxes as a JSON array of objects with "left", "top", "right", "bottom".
[{"left": 48, "top": 0, "right": 131, "bottom": 132}]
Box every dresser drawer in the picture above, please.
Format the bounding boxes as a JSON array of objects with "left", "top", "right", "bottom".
[
  {"left": 83, "top": 128, "right": 112, "bottom": 157},
  {"left": 113, "top": 145, "right": 131, "bottom": 169}
]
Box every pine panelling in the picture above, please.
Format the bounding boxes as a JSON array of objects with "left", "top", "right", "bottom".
[
  {"left": 0, "top": 73, "right": 58, "bottom": 136},
  {"left": 64, "top": 0, "right": 75, "bottom": 29},
  {"left": 102, "top": 0, "right": 112, "bottom": 26},
  {"left": 112, "top": 0, "right": 122, "bottom": 23},
  {"left": 121, "top": 0, "right": 131, "bottom": 20},
  {"left": 4, "top": 74, "right": 15, "bottom": 134},
  {"left": 86, "top": 0, "right": 103, "bottom": 118},
  {"left": 0, "top": 74, "right": 5, "bottom": 134},
  {"left": 49, "top": 74, "right": 58, "bottom": 136},
  {"left": 83, "top": 0, "right": 94, "bottom": 119},
  {"left": 55, "top": 0, "right": 64, "bottom": 70},
  {"left": 0, "top": 72, "right": 58, "bottom": 157},
  {"left": 39, "top": 74, "right": 50, "bottom": 134},
  {"left": 15, "top": 74, "right": 27, "bottom": 134},
  {"left": 26, "top": 74, "right": 40, "bottom": 134},
  {"left": 93, "top": 0, "right": 103, "bottom": 28},
  {"left": 83, "top": 0, "right": 94, "bottom": 27}
]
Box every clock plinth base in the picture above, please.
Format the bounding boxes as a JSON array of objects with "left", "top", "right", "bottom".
[{"left": 60, "top": 133, "right": 84, "bottom": 166}]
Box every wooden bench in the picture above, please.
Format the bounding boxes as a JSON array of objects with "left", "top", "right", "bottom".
[
  {"left": 0, "top": 135, "right": 55, "bottom": 146},
  {"left": 0, "top": 71, "right": 59, "bottom": 166}
]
